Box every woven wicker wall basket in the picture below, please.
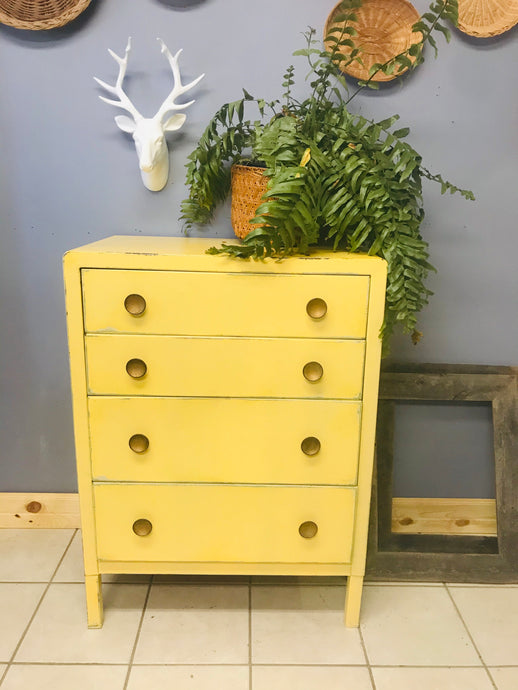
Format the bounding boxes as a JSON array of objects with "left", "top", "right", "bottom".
[
  {"left": 0, "top": 0, "right": 91, "bottom": 30},
  {"left": 230, "top": 165, "right": 269, "bottom": 239},
  {"left": 457, "top": 0, "right": 518, "bottom": 37},
  {"left": 324, "top": 0, "right": 422, "bottom": 82}
]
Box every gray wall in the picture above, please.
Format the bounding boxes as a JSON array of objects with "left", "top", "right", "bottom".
[{"left": 0, "top": 0, "right": 516, "bottom": 493}]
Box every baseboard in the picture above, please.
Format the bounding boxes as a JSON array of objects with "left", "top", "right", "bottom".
[
  {"left": 0, "top": 493, "right": 80, "bottom": 528},
  {"left": 392, "top": 497, "right": 497, "bottom": 536}
]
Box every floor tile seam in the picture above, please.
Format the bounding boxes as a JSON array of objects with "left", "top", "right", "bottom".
[
  {"left": 2, "top": 534, "right": 77, "bottom": 679},
  {"left": 123, "top": 577, "right": 154, "bottom": 690},
  {"left": 8, "top": 662, "right": 255, "bottom": 667},
  {"left": 486, "top": 665, "right": 518, "bottom": 668},
  {"left": 49, "top": 529, "right": 79, "bottom": 584},
  {"left": 8, "top": 661, "right": 130, "bottom": 666},
  {"left": 368, "top": 664, "right": 503, "bottom": 669},
  {"left": 131, "top": 663, "right": 258, "bottom": 667},
  {"left": 131, "top": 663, "right": 373, "bottom": 668},
  {"left": 3, "top": 580, "right": 53, "bottom": 679},
  {"left": 6, "top": 662, "right": 506, "bottom": 669},
  {"left": 446, "top": 584, "right": 518, "bottom": 589},
  {"left": 358, "top": 625, "right": 376, "bottom": 690},
  {"left": 0, "top": 581, "right": 51, "bottom": 584},
  {"left": 246, "top": 663, "right": 374, "bottom": 668},
  {"left": 443, "top": 583, "right": 498, "bottom": 690}
]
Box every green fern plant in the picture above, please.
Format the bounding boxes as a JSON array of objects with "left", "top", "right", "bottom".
[{"left": 180, "top": 0, "right": 474, "bottom": 346}]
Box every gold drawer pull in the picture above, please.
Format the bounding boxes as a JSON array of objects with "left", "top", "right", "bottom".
[
  {"left": 301, "top": 436, "right": 321, "bottom": 456},
  {"left": 306, "top": 298, "right": 327, "bottom": 320},
  {"left": 299, "top": 521, "right": 318, "bottom": 539},
  {"left": 133, "top": 519, "right": 152, "bottom": 537},
  {"left": 126, "top": 358, "right": 147, "bottom": 379},
  {"left": 303, "top": 361, "right": 323, "bottom": 382},
  {"left": 129, "top": 434, "right": 149, "bottom": 454},
  {"left": 124, "top": 293, "right": 146, "bottom": 316}
]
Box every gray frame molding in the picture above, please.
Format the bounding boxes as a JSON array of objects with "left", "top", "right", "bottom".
[{"left": 366, "top": 363, "right": 518, "bottom": 582}]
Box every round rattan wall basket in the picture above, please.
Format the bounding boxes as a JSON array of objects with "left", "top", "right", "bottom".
[
  {"left": 0, "top": 0, "right": 91, "bottom": 30},
  {"left": 457, "top": 0, "right": 518, "bottom": 37},
  {"left": 324, "top": 0, "right": 422, "bottom": 82}
]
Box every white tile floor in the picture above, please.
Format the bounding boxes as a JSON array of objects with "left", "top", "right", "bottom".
[{"left": 1, "top": 529, "right": 517, "bottom": 689}]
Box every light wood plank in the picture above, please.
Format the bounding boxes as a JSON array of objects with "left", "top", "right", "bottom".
[
  {"left": 392, "top": 497, "right": 497, "bottom": 536},
  {"left": 0, "top": 493, "right": 80, "bottom": 528}
]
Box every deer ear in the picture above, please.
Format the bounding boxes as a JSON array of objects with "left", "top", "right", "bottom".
[
  {"left": 115, "top": 115, "right": 137, "bottom": 133},
  {"left": 162, "top": 113, "right": 186, "bottom": 132}
]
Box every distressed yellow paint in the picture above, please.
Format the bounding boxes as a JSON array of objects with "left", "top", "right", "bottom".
[
  {"left": 98, "top": 561, "right": 349, "bottom": 576},
  {"left": 94, "top": 484, "right": 356, "bottom": 564},
  {"left": 63, "top": 236, "right": 386, "bottom": 628},
  {"left": 85, "top": 334, "right": 365, "bottom": 399},
  {"left": 89, "top": 397, "right": 362, "bottom": 485},
  {"left": 82, "top": 269, "right": 370, "bottom": 339}
]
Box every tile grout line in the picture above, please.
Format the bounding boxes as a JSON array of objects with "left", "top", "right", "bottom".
[
  {"left": 0, "top": 529, "right": 78, "bottom": 688},
  {"left": 443, "top": 583, "right": 498, "bottom": 690},
  {"left": 6, "top": 661, "right": 510, "bottom": 668},
  {"left": 358, "top": 622, "right": 376, "bottom": 690},
  {"left": 122, "top": 576, "right": 154, "bottom": 690},
  {"left": 49, "top": 530, "right": 79, "bottom": 585}
]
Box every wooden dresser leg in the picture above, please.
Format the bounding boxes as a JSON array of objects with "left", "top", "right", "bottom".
[
  {"left": 344, "top": 574, "right": 364, "bottom": 627},
  {"left": 85, "top": 574, "right": 104, "bottom": 628}
]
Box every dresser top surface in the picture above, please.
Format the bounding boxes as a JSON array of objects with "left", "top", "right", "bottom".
[{"left": 64, "top": 235, "right": 386, "bottom": 277}]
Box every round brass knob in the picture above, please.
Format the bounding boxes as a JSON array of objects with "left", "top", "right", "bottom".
[
  {"left": 299, "top": 521, "right": 318, "bottom": 539},
  {"left": 303, "top": 361, "right": 323, "bottom": 382},
  {"left": 306, "top": 298, "right": 327, "bottom": 320},
  {"left": 301, "top": 436, "right": 321, "bottom": 456},
  {"left": 129, "top": 434, "right": 149, "bottom": 454},
  {"left": 126, "top": 358, "right": 147, "bottom": 379},
  {"left": 132, "top": 519, "right": 152, "bottom": 537},
  {"left": 124, "top": 294, "right": 146, "bottom": 316}
]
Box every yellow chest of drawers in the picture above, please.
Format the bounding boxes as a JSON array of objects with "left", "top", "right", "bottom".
[{"left": 63, "top": 236, "right": 386, "bottom": 628}]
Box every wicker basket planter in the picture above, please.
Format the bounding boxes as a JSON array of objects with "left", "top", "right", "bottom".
[
  {"left": 0, "top": 0, "right": 90, "bottom": 30},
  {"left": 230, "top": 164, "right": 269, "bottom": 239}
]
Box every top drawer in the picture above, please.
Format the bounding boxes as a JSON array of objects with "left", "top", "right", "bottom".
[{"left": 81, "top": 269, "right": 369, "bottom": 338}]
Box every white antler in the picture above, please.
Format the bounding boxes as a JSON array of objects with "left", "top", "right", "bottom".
[
  {"left": 94, "top": 37, "right": 143, "bottom": 122},
  {"left": 155, "top": 38, "right": 205, "bottom": 122}
]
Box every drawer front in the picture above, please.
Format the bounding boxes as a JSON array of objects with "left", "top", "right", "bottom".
[
  {"left": 82, "top": 269, "right": 369, "bottom": 339},
  {"left": 93, "top": 484, "right": 356, "bottom": 564},
  {"left": 85, "top": 335, "right": 365, "bottom": 399},
  {"left": 88, "top": 397, "right": 361, "bottom": 485}
]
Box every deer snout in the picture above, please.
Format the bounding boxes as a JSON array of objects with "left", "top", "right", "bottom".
[
  {"left": 134, "top": 127, "right": 166, "bottom": 172},
  {"left": 138, "top": 143, "right": 161, "bottom": 172}
]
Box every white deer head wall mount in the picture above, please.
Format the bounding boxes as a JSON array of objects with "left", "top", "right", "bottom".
[{"left": 95, "top": 37, "right": 204, "bottom": 192}]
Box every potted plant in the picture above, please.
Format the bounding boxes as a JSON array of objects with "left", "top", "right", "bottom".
[{"left": 180, "top": 0, "right": 474, "bottom": 347}]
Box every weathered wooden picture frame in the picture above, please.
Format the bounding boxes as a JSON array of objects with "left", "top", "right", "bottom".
[{"left": 366, "top": 364, "right": 518, "bottom": 582}]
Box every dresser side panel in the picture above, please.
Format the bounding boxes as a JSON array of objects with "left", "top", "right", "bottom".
[
  {"left": 63, "top": 253, "right": 99, "bottom": 575},
  {"left": 350, "top": 261, "right": 387, "bottom": 574}
]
